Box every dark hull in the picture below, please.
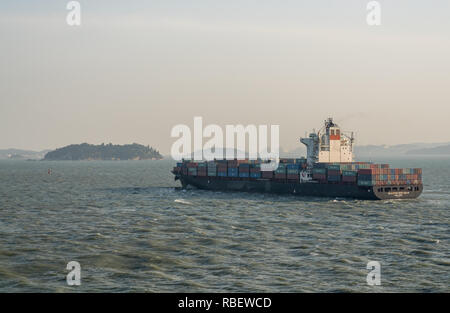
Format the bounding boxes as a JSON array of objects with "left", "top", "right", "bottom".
[{"left": 175, "top": 174, "right": 423, "bottom": 200}]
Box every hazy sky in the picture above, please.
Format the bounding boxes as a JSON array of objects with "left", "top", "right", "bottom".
[{"left": 1, "top": 0, "right": 449, "bottom": 154}]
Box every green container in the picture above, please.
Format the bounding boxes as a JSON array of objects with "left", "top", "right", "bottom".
[
  {"left": 188, "top": 168, "right": 197, "bottom": 176},
  {"left": 357, "top": 180, "right": 374, "bottom": 186},
  {"left": 327, "top": 164, "right": 341, "bottom": 170},
  {"left": 313, "top": 168, "right": 326, "bottom": 174}
]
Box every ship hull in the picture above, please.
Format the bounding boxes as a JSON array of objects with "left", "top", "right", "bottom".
[{"left": 176, "top": 174, "right": 423, "bottom": 200}]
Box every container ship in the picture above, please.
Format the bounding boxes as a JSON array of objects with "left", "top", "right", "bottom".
[{"left": 172, "top": 118, "right": 423, "bottom": 200}]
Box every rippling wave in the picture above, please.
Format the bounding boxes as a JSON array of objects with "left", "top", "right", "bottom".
[{"left": 0, "top": 158, "right": 448, "bottom": 292}]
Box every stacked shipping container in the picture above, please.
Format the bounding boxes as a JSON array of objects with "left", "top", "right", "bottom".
[
  {"left": 172, "top": 159, "right": 422, "bottom": 187},
  {"left": 357, "top": 168, "right": 422, "bottom": 186}
]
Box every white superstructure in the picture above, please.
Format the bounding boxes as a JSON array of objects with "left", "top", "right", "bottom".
[{"left": 300, "top": 118, "right": 354, "bottom": 166}]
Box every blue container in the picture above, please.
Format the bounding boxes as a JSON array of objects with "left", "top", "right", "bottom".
[
  {"left": 228, "top": 169, "right": 238, "bottom": 177},
  {"left": 239, "top": 172, "right": 249, "bottom": 178},
  {"left": 250, "top": 172, "right": 261, "bottom": 178},
  {"left": 218, "top": 172, "right": 227, "bottom": 177},
  {"left": 327, "top": 175, "right": 341, "bottom": 181}
]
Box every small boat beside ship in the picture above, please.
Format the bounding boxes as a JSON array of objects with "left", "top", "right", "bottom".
[{"left": 172, "top": 118, "right": 423, "bottom": 200}]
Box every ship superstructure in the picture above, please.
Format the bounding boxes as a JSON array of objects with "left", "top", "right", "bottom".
[{"left": 300, "top": 118, "right": 354, "bottom": 166}]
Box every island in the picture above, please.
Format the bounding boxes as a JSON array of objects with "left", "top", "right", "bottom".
[{"left": 43, "top": 143, "right": 163, "bottom": 161}]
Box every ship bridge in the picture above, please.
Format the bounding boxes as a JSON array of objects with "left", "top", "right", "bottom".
[{"left": 300, "top": 118, "right": 354, "bottom": 166}]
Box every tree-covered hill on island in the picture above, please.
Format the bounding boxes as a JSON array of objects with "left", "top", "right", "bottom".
[{"left": 43, "top": 143, "right": 163, "bottom": 160}]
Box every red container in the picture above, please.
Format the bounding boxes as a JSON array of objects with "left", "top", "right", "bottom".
[
  {"left": 342, "top": 176, "right": 357, "bottom": 182},
  {"left": 358, "top": 169, "right": 375, "bottom": 175},
  {"left": 327, "top": 170, "right": 340, "bottom": 176},
  {"left": 274, "top": 173, "right": 286, "bottom": 179},
  {"left": 287, "top": 174, "right": 299, "bottom": 180},
  {"left": 313, "top": 173, "right": 326, "bottom": 180}
]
